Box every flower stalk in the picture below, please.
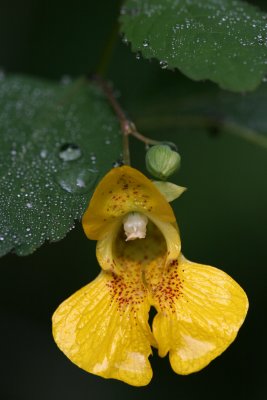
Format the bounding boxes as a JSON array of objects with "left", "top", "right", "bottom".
[{"left": 91, "top": 74, "right": 163, "bottom": 165}]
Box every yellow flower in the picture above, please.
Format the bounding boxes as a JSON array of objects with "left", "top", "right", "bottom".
[{"left": 52, "top": 166, "right": 248, "bottom": 386}]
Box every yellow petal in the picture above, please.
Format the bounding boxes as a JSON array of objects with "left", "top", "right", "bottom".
[
  {"left": 82, "top": 166, "right": 176, "bottom": 240},
  {"left": 148, "top": 215, "right": 181, "bottom": 265},
  {"left": 95, "top": 219, "right": 122, "bottom": 272},
  {"left": 52, "top": 271, "right": 154, "bottom": 386},
  {"left": 148, "top": 254, "right": 248, "bottom": 375}
]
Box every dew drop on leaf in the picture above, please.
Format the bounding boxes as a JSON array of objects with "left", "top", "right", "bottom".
[
  {"left": 112, "top": 160, "right": 124, "bottom": 168},
  {"left": 55, "top": 165, "right": 98, "bottom": 194},
  {"left": 60, "top": 75, "right": 72, "bottom": 85},
  {"left": 122, "top": 34, "right": 128, "bottom": 44},
  {"left": 0, "top": 69, "right": 5, "bottom": 81},
  {"left": 40, "top": 149, "right": 48, "bottom": 159},
  {"left": 143, "top": 39, "right": 150, "bottom": 47},
  {"left": 90, "top": 153, "right": 97, "bottom": 164},
  {"left": 59, "top": 143, "right": 82, "bottom": 161},
  {"left": 159, "top": 60, "right": 168, "bottom": 69}
]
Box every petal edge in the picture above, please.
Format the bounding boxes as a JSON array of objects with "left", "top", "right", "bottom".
[
  {"left": 52, "top": 271, "right": 154, "bottom": 386},
  {"left": 150, "top": 256, "right": 248, "bottom": 374}
]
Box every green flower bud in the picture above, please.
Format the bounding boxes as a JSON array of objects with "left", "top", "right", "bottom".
[{"left": 146, "top": 145, "right": 181, "bottom": 180}]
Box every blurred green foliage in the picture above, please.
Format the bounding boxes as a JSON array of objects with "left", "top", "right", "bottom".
[{"left": 0, "top": 0, "right": 266, "bottom": 399}]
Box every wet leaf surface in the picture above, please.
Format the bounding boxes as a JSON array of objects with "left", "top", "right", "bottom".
[
  {"left": 0, "top": 75, "right": 122, "bottom": 256},
  {"left": 121, "top": 0, "right": 267, "bottom": 91}
]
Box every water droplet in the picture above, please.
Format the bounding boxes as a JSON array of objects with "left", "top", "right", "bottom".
[
  {"left": 159, "top": 60, "right": 168, "bottom": 69},
  {"left": 59, "top": 143, "right": 81, "bottom": 161},
  {"left": 112, "top": 160, "right": 124, "bottom": 168},
  {"left": 122, "top": 35, "right": 128, "bottom": 44},
  {"left": 136, "top": 51, "right": 141, "bottom": 60},
  {"left": 0, "top": 69, "right": 5, "bottom": 81},
  {"left": 60, "top": 75, "right": 72, "bottom": 85},
  {"left": 90, "top": 153, "right": 97, "bottom": 165},
  {"left": 26, "top": 202, "right": 33, "bottom": 208},
  {"left": 0, "top": 235, "right": 4, "bottom": 241},
  {"left": 257, "top": 34, "right": 264, "bottom": 45},
  {"left": 56, "top": 165, "right": 98, "bottom": 194},
  {"left": 40, "top": 149, "right": 47, "bottom": 159},
  {"left": 143, "top": 39, "right": 149, "bottom": 48}
]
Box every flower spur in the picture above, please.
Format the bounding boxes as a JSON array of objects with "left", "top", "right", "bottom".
[{"left": 52, "top": 166, "right": 248, "bottom": 386}]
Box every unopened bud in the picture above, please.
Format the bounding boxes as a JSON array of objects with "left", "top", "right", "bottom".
[{"left": 146, "top": 145, "right": 181, "bottom": 180}]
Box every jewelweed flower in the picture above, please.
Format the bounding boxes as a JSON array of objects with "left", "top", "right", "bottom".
[{"left": 52, "top": 166, "right": 248, "bottom": 386}]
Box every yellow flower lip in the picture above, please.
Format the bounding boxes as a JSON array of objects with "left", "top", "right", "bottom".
[{"left": 53, "top": 166, "right": 249, "bottom": 387}]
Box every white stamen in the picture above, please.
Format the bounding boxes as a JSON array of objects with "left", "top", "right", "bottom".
[{"left": 123, "top": 212, "right": 148, "bottom": 241}]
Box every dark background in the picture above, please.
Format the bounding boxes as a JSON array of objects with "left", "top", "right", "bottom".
[{"left": 0, "top": 1, "right": 266, "bottom": 399}]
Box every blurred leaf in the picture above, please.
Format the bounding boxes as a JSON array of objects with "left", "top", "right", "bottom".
[
  {"left": 0, "top": 75, "right": 122, "bottom": 257},
  {"left": 135, "top": 81, "right": 267, "bottom": 150},
  {"left": 120, "top": 0, "right": 267, "bottom": 92}
]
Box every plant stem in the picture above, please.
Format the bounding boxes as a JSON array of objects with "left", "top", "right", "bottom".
[
  {"left": 222, "top": 122, "right": 267, "bottom": 150},
  {"left": 95, "top": 0, "right": 123, "bottom": 77},
  {"left": 130, "top": 130, "right": 161, "bottom": 146},
  {"left": 92, "top": 75, "right": 131, "bottom": 164},
  {"left": 96, "top": 21, "right": 120, "bottom": 77},
  {"left": 92, "top": 75, "right": 164, "bottom": 165},
  {"left": 122, "top": 124, "right": 131, "bottom": 166}
]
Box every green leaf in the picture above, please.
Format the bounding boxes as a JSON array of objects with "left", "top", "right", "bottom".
[
  {"left": 120, "top": 0, "right": 267, "bottom": 92},
  {"left": 0, "top": 75, "right": 122, "bottom": 257}
]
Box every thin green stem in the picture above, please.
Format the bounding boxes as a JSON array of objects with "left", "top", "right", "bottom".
[
  {"left": 95, "top": 0, "right": 123, "bottom": 77},
  {"left": 96, "top": 21, "right": 120, "bottom": 77},
  {"left": 130, "top": 130, "right": 162, "bottom": 146},
  {"left": 222, "top": 122, "right": 267, "bottom": 150}
]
